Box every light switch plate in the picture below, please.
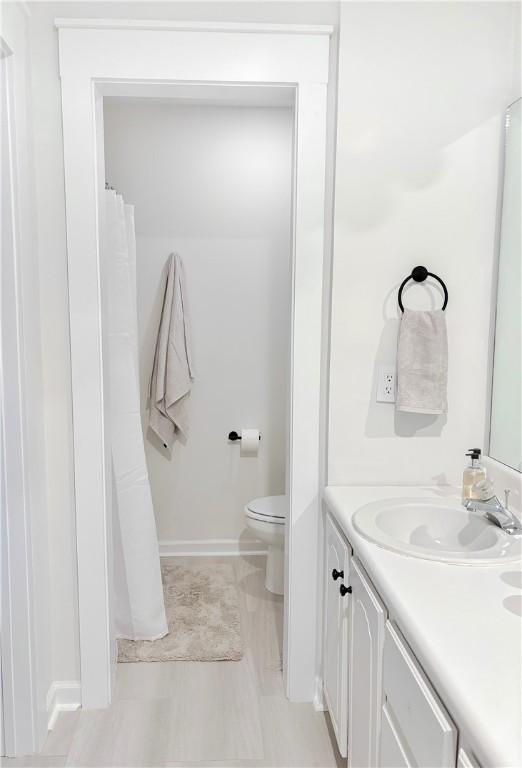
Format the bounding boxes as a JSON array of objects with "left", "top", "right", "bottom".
[{"left": 377, "top": 365, "right": 396, "bottom": 403}]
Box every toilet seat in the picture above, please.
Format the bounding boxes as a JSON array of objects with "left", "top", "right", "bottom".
[
  {"left": 244, "top": 495, "right": 286, "bottom": 595},
  {"left": 245, "top": 495, "right": 286, "bottom": 525}
]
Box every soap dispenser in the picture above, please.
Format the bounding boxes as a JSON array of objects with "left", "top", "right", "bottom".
[{"left": 462, "top": 449, "right": 486, "bottom": 503}]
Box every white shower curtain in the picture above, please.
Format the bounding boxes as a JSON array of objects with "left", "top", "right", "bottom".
[{"left": 105, "top": 190, "right": 168, "bottom": 641}]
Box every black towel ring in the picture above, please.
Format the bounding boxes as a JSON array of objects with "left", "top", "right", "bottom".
[{"left": 397, "top": 265, "right": 448, "bottom": 312}]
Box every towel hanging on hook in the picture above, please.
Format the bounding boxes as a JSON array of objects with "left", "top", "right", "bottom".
[{"left": 397, "top": 265, "right": 448, "bottom": 312}]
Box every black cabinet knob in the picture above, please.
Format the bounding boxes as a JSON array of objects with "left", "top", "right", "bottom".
[
  {"left": 339, "top": 584, "right": 352, "bottom": 596},
  {"left": 332, "top": 568, "right": 344, "bottom": 581}
]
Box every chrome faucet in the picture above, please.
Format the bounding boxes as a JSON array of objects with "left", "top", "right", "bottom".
[{"left": 464, "top": 490, "right": 522, "bottom": 536}]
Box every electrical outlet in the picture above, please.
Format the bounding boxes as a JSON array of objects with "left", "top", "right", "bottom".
[{"left": 376, "top": 365, "right": 396, "bottom": 403}]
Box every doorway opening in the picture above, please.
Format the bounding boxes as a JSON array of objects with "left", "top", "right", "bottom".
[{"left": 101, "top": 85, "right": 294, "bottom": 677}]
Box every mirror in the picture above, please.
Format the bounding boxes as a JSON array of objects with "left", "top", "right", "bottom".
[{"left": 489, "top": 98, "right": 521, "bottom": 472}]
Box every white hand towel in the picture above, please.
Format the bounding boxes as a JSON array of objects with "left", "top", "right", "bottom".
[
  {"left": 396, "top": 309, "right": 448, "bottom": 414},
  {"left": 149, "top": 253, "right": 194, "bottom": 449}
]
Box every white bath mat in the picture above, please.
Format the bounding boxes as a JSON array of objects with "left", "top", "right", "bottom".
[{"left": 118, "top": 561, "right": 243, "bottom": 662}]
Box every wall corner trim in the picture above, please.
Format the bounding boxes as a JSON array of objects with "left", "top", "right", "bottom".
[{"left": 46, "top": 681, "right": 82, "bottom": 731}]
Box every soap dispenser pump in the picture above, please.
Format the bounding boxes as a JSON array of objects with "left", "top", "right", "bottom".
[{"left": 462, "top": 449, "right": 486, "bottom": 503}]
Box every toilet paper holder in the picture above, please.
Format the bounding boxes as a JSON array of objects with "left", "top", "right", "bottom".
[{"left": 228, "top": 430, "right": 261, "bottom": 442}]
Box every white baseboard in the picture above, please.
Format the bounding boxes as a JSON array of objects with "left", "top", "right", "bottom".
[
  {"left": 46, "top": 681, "right": 81, "bottom": 731},
  {"left": 159, "top": 538, "right": 267, "bottom": 557},
  {"left": 313, "top": 676, "right": 326, "bottom": 712}
]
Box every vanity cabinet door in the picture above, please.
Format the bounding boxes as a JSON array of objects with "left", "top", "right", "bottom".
[
  {"left": 348, "top": 557, "right": 386, "bottom": 768},
  {"left": 380, "top": 702, "right": 413, "bottom": 767},
  {"left": 323, "top": 511, "right": 350, "bottom": 756},
  {"left": 382, "top": 621, "right": 457, "bottom": 768}
]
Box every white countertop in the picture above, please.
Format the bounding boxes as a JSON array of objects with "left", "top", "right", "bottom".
[{"left": 324, "top": 485, "right": 522, "bottom": 768}]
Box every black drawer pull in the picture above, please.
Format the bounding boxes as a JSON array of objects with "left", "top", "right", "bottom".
[
  {"left": 340, "top": 584, "right": 352, "bottom": 596},
  {"left": 332, "top": 568, "right": 344, "bottom": 581}
]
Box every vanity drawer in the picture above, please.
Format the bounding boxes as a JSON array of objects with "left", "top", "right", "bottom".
[{"left": 383, "top": 621, "right": 457, "bottom": 768}]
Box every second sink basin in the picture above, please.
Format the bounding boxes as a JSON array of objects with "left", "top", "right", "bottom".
[{"left": 352, "top": 497, "right": 522, "bottom": 564}]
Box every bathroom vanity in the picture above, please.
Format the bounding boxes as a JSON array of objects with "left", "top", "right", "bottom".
[
  {"left": 321, "top": 98, "right": 521, "bottom": 768},
  {"left": 322, "top": 485, "right": 522, "bottom": 768}
]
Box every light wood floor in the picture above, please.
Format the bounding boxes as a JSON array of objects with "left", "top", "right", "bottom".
[{"left": 4, "top": 556, "right": 342, "bottom": 768}]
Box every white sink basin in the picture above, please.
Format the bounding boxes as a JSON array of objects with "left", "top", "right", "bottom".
[{"left": 352, "top": 497, "right": 522, "bottom": 564}]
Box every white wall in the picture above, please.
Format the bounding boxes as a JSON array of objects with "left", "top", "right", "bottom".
[
  {"left": 23, "top": 0, "right": 520, "bottom": 705},
  {"left": 328, "top": 1, "right": 521, "bottom": 487},
  {"left": 26, "top": 0, "right": 338, "bottom": 684},
  {"left": 104, "top": 101, "right": 292, "bottom": 544},
  {"left": 25, "top": 0, "right": 519, "bottom": 702}
]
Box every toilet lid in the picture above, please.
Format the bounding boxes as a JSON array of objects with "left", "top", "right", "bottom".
[{"left": 246, "top": 495, "right": 287, "bottom": 521}]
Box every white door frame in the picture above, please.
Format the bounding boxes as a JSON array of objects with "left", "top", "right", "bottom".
[
  {"left": 57, "top": 19, "right": 331, "bottom": 708},
  {"left": 0, "top": 27, "right": 41, "bottom": 757}
]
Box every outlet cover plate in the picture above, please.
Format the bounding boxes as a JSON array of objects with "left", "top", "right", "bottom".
[{"left": 377, "top": 365, "right": 396, "bottom": 403}]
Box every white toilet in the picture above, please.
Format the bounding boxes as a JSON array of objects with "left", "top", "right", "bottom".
[{"left": 244, "top": 495, "right": 286, "bottom": 595}]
